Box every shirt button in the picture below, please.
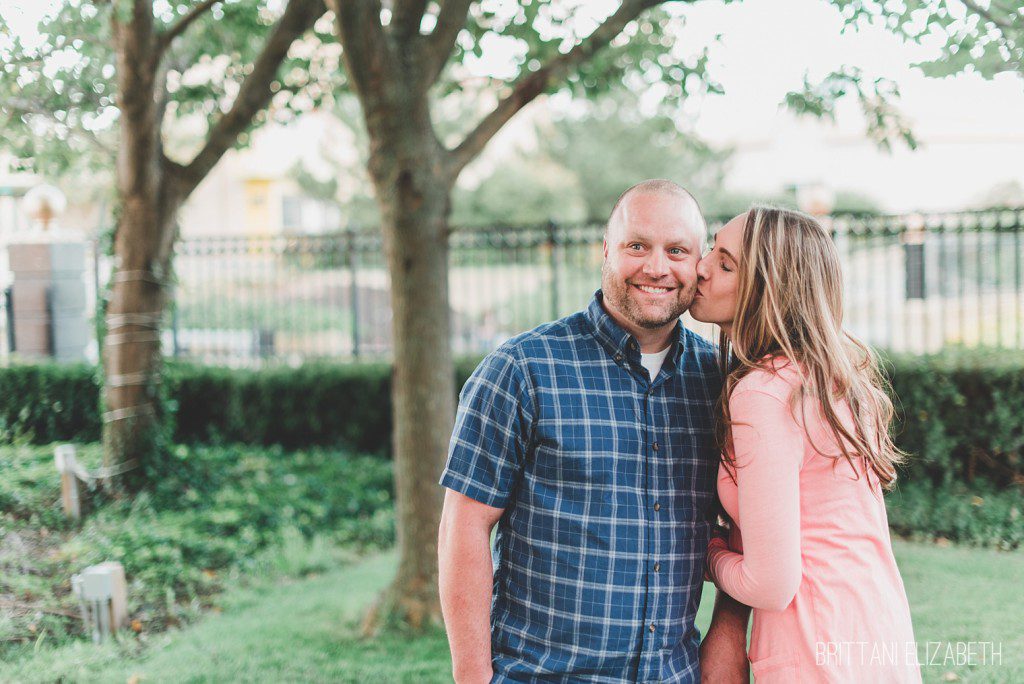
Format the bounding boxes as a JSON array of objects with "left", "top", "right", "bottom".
[
  {"left": 614, "top": 353, "right": 623, "bottom": 363},
  {"left": 649, "top": 623, "right": 656, "bottom": 632},
  {"left": 654, "top": 562, "right": 661, "bottom": 572},
  {"left": 653, "top": 502, "right": 661, "bottom": 512},
  {"left": 652, "top": 442, "right": 660, "bottom": 451}
]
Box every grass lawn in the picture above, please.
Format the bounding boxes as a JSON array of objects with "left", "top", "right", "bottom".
[{"left": 3, "top": 540, "right": 1020, "bottom": 683}]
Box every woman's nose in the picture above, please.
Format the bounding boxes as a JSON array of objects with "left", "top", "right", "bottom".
[{"left": 696, "top": 258, "right": 709, "bottom": 281}]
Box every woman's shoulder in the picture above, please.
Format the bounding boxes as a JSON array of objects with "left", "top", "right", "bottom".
[{"left": 733, "top": 356, "right": 801, "bottom": 401}]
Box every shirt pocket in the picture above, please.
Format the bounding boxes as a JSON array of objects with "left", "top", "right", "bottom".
[{"left": 748, "top": 652, "right": 800, "bottom": 682}]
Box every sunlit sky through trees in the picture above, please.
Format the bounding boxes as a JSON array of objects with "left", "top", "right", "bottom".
[{"left": 3, "top": 0, "right": 1022, "bottom": 212}]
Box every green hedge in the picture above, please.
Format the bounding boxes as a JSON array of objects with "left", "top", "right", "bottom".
[
  {"left": 884, "top": 351, "right": 1024, "bottom": 488},
  {"left": 886, "top": 476, "right": 1023, "bottom": 550},
  {"left": 0, "top": 351, "right": 1021, "bottom": 488},
  {"left": 0, "top": 359, "right": 480, "bottom": 454}
]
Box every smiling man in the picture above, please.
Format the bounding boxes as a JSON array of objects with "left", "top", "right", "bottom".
[{"left": 438, "top": 180, "right": 751, "bottom": 683}]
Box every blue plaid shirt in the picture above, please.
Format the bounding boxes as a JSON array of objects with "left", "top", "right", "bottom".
[{"left": 441, "top": 290, "right": 722, "bottom": 682}]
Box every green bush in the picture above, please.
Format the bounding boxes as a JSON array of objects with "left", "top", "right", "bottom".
[
  {"left": 0, "top": 362, "right": 102, "bottom": 444},
  {"left": 883, "top": 350, "right": 1024, "bottom": 488},
  {"left": 0, "top": 359, "right": 482, "bottom": 454},
  {"left": 0, "top": 351, "right": 1021, "bottom": 488},
  {"left": 887, "top": 476, "right": 1023, "bottom": 550},
  {"left": 166, "top": 362, "right": 397, "bottom": 452}
]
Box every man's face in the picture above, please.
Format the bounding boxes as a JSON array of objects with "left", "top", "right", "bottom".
[{"left": 601, "top": 192, "right": 704, "bottom": 331}]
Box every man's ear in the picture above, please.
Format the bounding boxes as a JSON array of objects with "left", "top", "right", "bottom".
[{"left": 602, "top": 237, "right": 608, "bottom": 261}]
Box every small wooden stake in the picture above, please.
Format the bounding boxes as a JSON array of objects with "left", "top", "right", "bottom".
[{"left": 54, "top": 444, "right": 82, "bottom": 520}]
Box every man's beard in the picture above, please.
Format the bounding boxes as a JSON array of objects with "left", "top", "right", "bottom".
[{"left": 601, "top": 262, "right": 694, "bottom": 329}]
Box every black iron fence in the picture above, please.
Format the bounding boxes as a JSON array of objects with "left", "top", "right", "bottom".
[
  {"left": 161, "top": 208, "right": 1024, "bottom": 364},
  {"left": 1, "top": 208, "right": 1022, "bottom": 365}
]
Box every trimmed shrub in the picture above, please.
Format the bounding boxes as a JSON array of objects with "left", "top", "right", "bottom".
[
  {"left": 0, "top": 351, "right": 1021, "bottom": 488},
  {"left": 886, "top": 476, "right": 1023, "bottom": 550},
  {"left": 883, "top": 350, "right": 1024, "bottom": 488},
  {"left": 0, "top": 362, "right": 102, "bottom": 444}
]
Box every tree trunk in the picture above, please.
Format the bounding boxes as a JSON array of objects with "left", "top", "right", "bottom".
[
  {"left": 362, "top": 113, "right": 455, "bottom": 634},
  {"left": 102, "top": 5, "right": 175, "bottom": 495},
  {"left": 101, "top": 200, "right": 176, "bottom": 495}
]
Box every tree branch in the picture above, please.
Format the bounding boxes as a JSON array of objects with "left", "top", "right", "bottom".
[
  {"left": 158, "top": 0, "right": 223, "bottom": 54},
  {"left": 175, "top": 0, "right": 326, "bottom": 198},
  {"left": 423, "top": 0, "right": 472, "bottom": 87},
  {"left": 447, "top": 0, "right": 663, "bottom": 178},
  {"left": 391, "top": 0, "right": 430, "bottom": 39},
  {"left": 961, "top": 0, "right": 1015, "bottom": 31},
  {"left": 328, "top": 0, "right": 395, "bottom": 109}
]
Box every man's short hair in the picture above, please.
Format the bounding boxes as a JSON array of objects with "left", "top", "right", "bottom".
[{"left": 606, "top": 179, "right": 706, "bottom": 237}]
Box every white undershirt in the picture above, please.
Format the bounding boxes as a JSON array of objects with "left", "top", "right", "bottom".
[{"left": 640, "top": 345, "right": 672, "bottom": 381}]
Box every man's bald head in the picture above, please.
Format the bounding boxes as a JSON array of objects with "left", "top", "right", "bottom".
[{"left": 606, "top": 179, "right": 706, "bottom": 243}]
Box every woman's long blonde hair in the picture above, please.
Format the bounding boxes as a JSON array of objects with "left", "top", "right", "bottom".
[{"left": 716, "top": 205, "right": 905, "bottom": 490}]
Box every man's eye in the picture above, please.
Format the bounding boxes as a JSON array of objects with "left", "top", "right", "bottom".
[
  {"left": 669, "top": 248, "right": 683, "bottom": 256},
  {"left": 628, "top": 244, "right": 643, "bottom": 251}
]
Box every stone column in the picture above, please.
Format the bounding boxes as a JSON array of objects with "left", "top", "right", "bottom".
[{"left": 7, "top": 239, "right": 90, "bottom": 361}]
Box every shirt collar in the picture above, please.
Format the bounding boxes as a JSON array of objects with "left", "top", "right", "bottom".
[{"left": 586, "top": 289, "right": 686, "bottom": 370}]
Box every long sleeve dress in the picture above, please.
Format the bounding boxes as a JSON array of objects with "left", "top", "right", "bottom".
[{"left": 706, "top": 359, "right": 922, "bottom": 683}]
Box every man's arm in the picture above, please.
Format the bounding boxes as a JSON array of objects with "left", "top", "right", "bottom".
[
  {"left": 700, "top": 589, "right": 752, "bottom": 683},
  {"left": 438, "top": 488, "right": 505, "bottom": 684}
]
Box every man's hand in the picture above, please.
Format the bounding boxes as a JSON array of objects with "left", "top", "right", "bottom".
[{"left": 700, "top": 590, "right": 751, "bottom": 683}]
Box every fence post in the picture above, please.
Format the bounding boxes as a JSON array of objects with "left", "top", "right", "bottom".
[
  {"left": 4, "top": 286, "right": 14, "bottom": 354},
  {"left": 1016, "top": 212, "right": 1022, "bottom": 349},
  {"left": 902, "top": 216, "right": 927, "bottom": 354},
  {"left": 547, "top": 220, "right": 560, "bottom": 320},
  {"left": 171, "top": 292, "right": 180, "bottom": 358},
  {"left": 92, "top": 237, "right": 102, "bottom": 358},
  {"left": 45, "top": 284, "right": 55, "bottom": 356},
  {"left": 347, "top": 228, "right": 360, "bottom": 359}
]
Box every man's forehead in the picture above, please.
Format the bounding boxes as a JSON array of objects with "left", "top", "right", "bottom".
[{"left": 612, "top": 193, "right": 705, "bottom": 242}]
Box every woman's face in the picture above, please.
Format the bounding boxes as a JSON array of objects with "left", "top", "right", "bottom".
[{"left": 691, "top": 213, "right": 744, "bottom": 333}]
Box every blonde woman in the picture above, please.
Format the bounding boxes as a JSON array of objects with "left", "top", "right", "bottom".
[{"left": 690, "top": 206, "right": 922, "bottom": 683}]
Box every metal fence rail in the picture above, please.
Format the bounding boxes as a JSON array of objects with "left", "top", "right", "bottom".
[
  {"left": 161, "top": 207, "right": 1024, "bottom": 365},
  {"left": 2, "top": 208, "right": 1021, "bottom": 364}
]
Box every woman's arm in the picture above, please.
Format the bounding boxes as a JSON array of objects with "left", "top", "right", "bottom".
[{"left": 706, "top": 388, "right": 803, "bottom": 611}]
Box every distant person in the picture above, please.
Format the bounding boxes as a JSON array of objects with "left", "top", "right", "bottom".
[
  {"left": 437, "top": 179, "right": 751, "bottom": 682},
  {"left": 691, "top": 205, "right": 922, "bottom": 682}
]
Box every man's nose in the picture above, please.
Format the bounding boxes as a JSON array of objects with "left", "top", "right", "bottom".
[{"left": 643, "top": 250, "right": 669, "bottom": 278}]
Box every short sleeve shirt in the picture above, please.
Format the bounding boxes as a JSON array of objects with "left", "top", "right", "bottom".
[{"left": 440, "top": 290, "right": 722, "bottom": 682}]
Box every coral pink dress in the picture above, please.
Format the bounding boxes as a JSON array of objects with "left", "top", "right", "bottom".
[{"left": 706, "top": 359, "right": 922, "bottom": 683}]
